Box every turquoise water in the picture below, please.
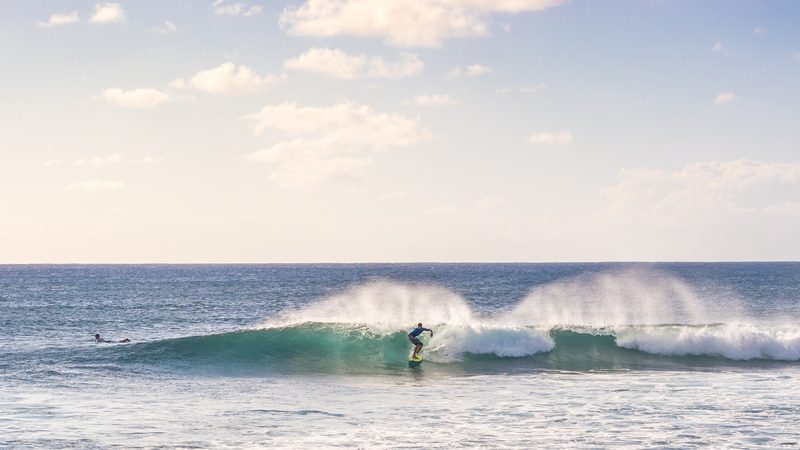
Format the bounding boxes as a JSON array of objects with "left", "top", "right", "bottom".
[{"left": 2, "top": 263, "right": 799, "bottom": 447}]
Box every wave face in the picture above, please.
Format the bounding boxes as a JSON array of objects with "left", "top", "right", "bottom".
[{"left": 114, "top": 322, "right": 800, "bottom": 375}]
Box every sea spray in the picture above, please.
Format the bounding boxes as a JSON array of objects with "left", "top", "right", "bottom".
[
  {"left": 265, "top": 280, "right": 476, "bottom": 330},
  {"left": 502, "top": 269, "right": 744, "bottom": 327}
]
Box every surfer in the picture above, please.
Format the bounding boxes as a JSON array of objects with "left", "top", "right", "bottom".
[
  {"left": 94, "top": 333, "right": 130, "bottom": 343},
  {"left": 408, "top": 323, "right": 433, "bottom": 360}
]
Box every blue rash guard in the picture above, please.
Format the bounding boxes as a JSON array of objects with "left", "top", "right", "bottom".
[
  {"left": 409, "top": 327, "right": 431, "bottom": 338},
  {"left": 408, "top": 327, "right": 431, "bottom": 346}
]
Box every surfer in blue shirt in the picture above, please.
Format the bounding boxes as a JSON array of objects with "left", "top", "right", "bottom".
[{"left": 408, "top": 323, "right": 433, "bottom": 359}]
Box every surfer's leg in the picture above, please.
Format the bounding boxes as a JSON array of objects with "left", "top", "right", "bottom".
[{"left": 411, "top": 337, "right": 422, "bottom": 357}]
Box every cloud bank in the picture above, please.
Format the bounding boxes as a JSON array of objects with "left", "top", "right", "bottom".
[
  {"left": 604, "top": 159, "right": 800, "bottom": 223},
  {"left": 244, "top": 102, "right": 426, "bottom": 188},
  {"left": 102, "top": 88, "right": 171, "bottom": 108},
  {"left": 189, "top": 63, "right": 284, "bottom": 95},
  {"left": 530, "top": 131, "right": 573, "bottom": 145},
  {"left": 38, "top": 11, "right": 80, "bottom": 28},
  {"left": 284, "top": 47, "right": 423, "bottom": 80},
  {"left": 280, "top": 0, "right": 565, "bottom": 47}
]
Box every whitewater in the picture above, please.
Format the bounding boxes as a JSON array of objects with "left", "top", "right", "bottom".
[{"left": 2, "top": 263, "right": 799, "bottom": 447}]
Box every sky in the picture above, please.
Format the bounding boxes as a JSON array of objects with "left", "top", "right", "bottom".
[{"left": 1, "top": 0, "right": 799, "bottom": 263}]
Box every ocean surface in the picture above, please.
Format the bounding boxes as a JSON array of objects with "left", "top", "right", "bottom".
[{"left": 1, "top": 263, "right": 799, "bottom": 448}]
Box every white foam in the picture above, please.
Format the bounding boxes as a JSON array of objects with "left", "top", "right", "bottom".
[
  {"left": 427, "top": 325, "right": 554, "bottom": 361},
  {"left": 615, "top": 324, "right": 800, "bottom": 360}
]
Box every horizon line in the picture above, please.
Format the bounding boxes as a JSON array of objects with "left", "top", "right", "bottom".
[{"left": 1, "top": 260, "right": 798, "bottom": 265}]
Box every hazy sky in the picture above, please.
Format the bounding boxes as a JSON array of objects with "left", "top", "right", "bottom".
[{"left": 1, "top": 0, "right": 799, "bottom": 262}]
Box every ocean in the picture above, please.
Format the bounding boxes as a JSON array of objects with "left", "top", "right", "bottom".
[{"left": 1, "top": 263, "right": 799, "bottom": 448}]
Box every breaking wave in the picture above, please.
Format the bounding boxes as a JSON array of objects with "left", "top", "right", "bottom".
[{"left": 108, "top": 274, "right": 800, "bottom": 375}]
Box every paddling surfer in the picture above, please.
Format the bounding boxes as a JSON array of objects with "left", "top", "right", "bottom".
[{"left": 94, "top": 333, "right": 130, "bottom": 343}]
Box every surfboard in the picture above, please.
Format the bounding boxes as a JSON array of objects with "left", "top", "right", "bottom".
[{"left": 408, "top": 354, "right": 424, "bottom": 367}]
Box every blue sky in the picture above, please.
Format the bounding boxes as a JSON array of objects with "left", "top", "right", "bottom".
[{"left": 1, "top": 0, "right": 799, "bottom": 262}]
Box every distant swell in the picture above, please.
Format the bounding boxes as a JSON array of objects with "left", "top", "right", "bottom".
[{"left": 111, "top": 322, "right": 800, "bottom": 375}]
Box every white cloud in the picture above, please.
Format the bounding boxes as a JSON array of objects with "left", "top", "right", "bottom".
[
  {"left": 280, "top": 0, "right": 565, "bottom": 47},
  {"left": 243, "top": 102, "right": 426, "bottom": 189},
  {"left": 499, "top": 22, "right": 512, "bottom": 33},
  {"left": 283, "top": 47, "right": 422, "bottom": 80},
  {"left": 43, "top": 159, "right": 62, "bottom": 167},
  {"left": 404, "top": 94, "right": 458, "bottom": 107},
  {"left": 495, "top": 88, "right": 512, "bottom": 94},
  {"left": 793, "top": 52, "right": 800, "bottom": 62},
  {"left": 90, "top": 3, "right": 126, "bottom": 24},
  {"left": 66, "top": 180, "right": 125, "bottom": 191},
  {"left": 444, "top": 63, "right": 491, "bottom": 79},
  {"left": 102, "top": 88, "right": 171, "bottom": 108},
  {"left": 284, "top": 48, "right": 365, "bottom": 80},
  {"left": 715, "top": 91, "right": 739, "bottom": 105},
  {"left": 466, "top": 64, "right": 492, "bottom": 77},
  {"left": 213, "top": 1, "right": 262, "bottom": 17},
  {"left": 213, "top": 1, "right": 244, "bottom": 15},
  {"left": 521, "top": 82, "right": 546, "bottom": 93},
  {"left": 73, "top": 153, "right": 123, "bottom": 167},
  {"left": 38, "top": 11, "right": 80, "bottom": 28},
  {"left": 529, "top": 131, "right": 573, "bottom": 145},
  {"left": 711, "top": 41, "right": 726, "bottom": 54},
  {"left": 753, "top": 26, "right": 765, "bottom": 36},
  {"left": 190, "top": 63, "right": 284, "bottom": 95},
  {"left": 604, "top": 159, "right": 800, "bottom": 223},
  {"left": 155, "top": 21, "right": 178, "bottom": 34}
]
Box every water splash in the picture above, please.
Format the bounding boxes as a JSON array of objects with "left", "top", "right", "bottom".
[
  {"left": 265, "top": 280, "right": 475, "bottom": 331},
  {"left": 503, "top": 269, "right": 742, "bottom": 327}
]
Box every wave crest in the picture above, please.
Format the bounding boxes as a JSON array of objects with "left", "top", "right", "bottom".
[{"left": 616, "top": 324, "right": 800, "bottom": 361}]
